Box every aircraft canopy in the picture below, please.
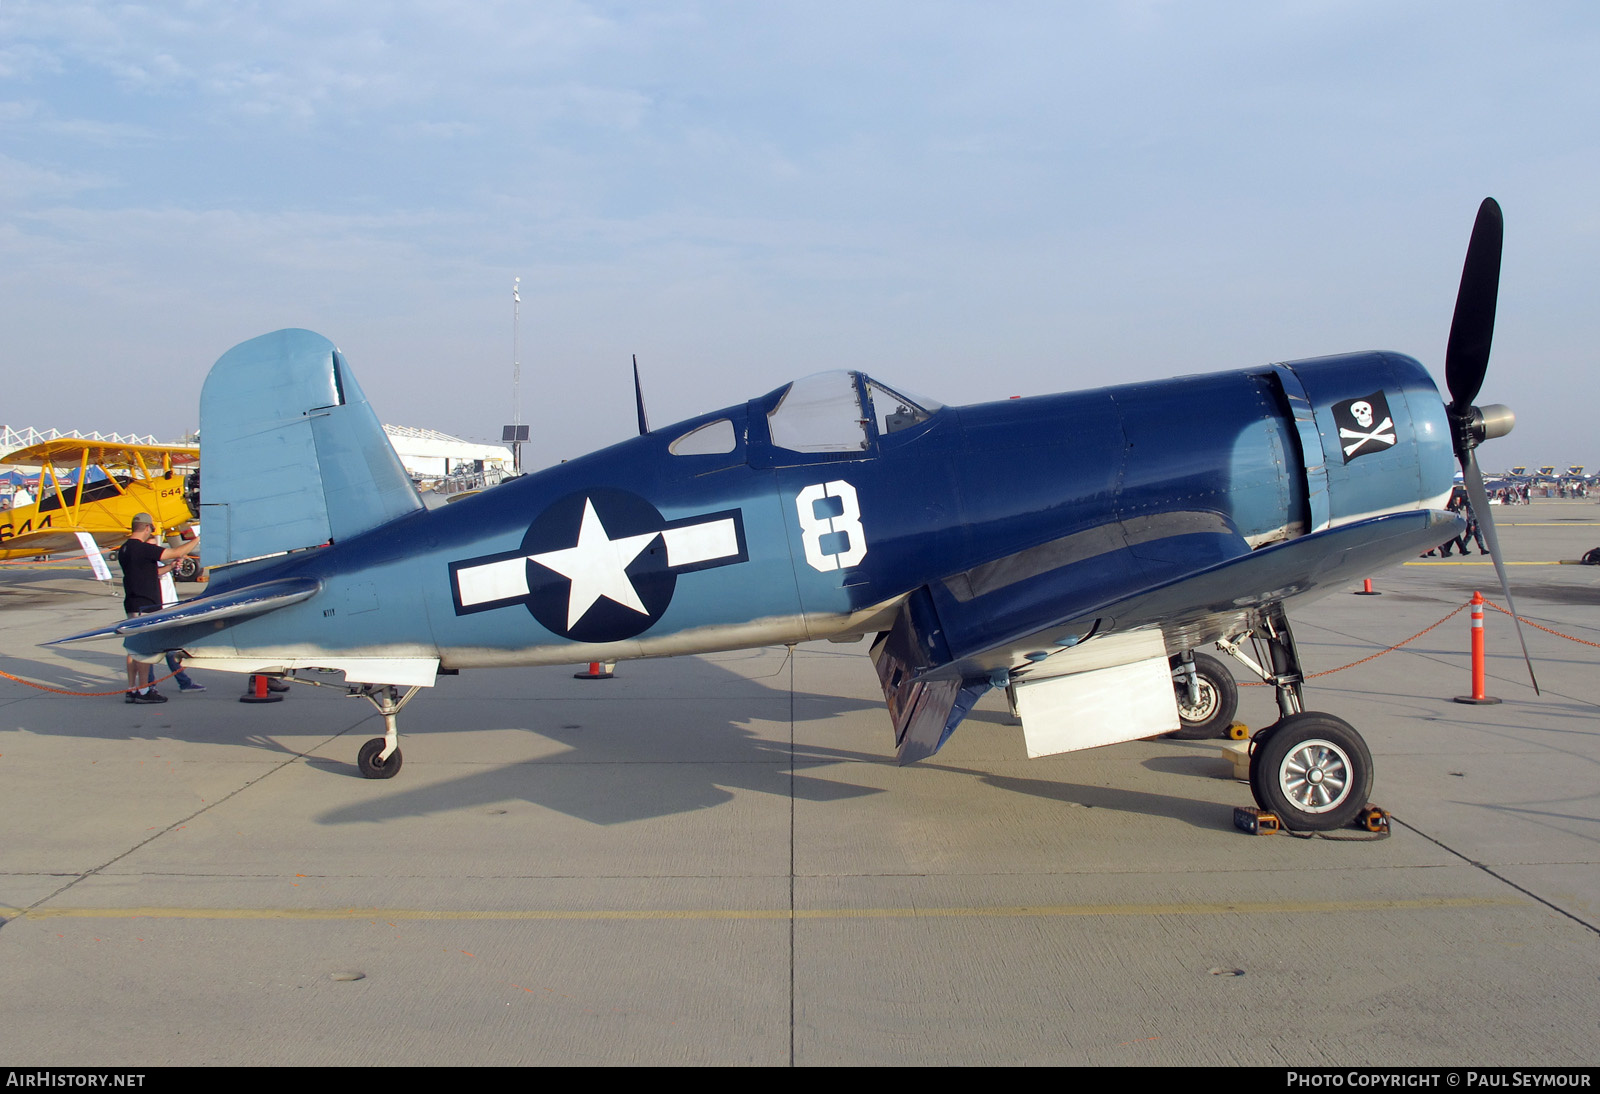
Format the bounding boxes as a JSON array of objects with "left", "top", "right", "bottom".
[{"left": 766, "top": 371, "right": 940, "bottom": 454}]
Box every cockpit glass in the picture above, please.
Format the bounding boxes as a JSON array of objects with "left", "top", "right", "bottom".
[
  {"left": 767, "top": 372, "right": 869, "bottom": 453},
  {"left": 669, "top": 418, "right": 738, "bottom": 455},
  {"left": 865, "top": 379, "right": 939, "bottom": 435}
]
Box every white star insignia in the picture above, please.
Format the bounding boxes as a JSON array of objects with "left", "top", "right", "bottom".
[{"left": 528, "top": 499, "right": 659, "bottom": 630}]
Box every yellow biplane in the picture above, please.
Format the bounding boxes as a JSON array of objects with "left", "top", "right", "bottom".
[{"left": 0, "top": 439, "right": 199, "bottom": 572}]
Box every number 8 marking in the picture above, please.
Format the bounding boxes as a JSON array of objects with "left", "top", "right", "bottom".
[{"left": 796, "top": 480, "right": 867, "bottom": 572}]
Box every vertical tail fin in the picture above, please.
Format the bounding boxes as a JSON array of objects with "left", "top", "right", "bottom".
[{"left": 199, "top": 329, "right": 421, "bottom": 565}]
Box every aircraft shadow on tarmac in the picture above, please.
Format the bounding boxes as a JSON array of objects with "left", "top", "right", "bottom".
[
  {"left": 950, "top": 766, "right": 1241, "bottom": 831},
  {"left": 4, "top": 641, "right": 1250, "bottom": 831},
  {"left": 309, "top": 654, "right": 1240, "bottom": 830},
  {"left": 313, "top": 654, "right": 892, "bottom": 827}
]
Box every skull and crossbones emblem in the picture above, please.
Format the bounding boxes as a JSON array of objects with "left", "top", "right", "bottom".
[{"left": 1333, "top": 392, "right": 1397, "bottom": 462}]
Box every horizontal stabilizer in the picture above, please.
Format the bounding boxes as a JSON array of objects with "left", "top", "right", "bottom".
[{"left": 48, "top": 577, "right": 321, "bottom": 645}]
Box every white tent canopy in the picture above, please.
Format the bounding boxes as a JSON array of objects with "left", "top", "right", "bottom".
[{"left": 381, "top": 425, "right": 512, "bottom": 480}]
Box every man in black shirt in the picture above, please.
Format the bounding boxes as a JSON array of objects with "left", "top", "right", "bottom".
[{"left": 117, "top": 513, "right": 201, "bottom": 704}]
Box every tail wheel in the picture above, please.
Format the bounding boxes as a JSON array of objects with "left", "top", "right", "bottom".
[
  {"left": 1167, "top": 652, "right": 1239, "bottom": 739},
  {"left": 1249, "top": 713, "right": 1372, "bottom": 831},
  {"left": 357, "top": 737, "right": 403, "bottom": 779}
]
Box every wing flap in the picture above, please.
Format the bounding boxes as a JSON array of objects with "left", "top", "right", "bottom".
[{"left": 868, "top": 588, "right": 994, "bottom": 763}]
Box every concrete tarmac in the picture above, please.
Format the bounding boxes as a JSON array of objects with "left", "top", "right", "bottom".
[{"left": 1, "top": 501, "right": 1597, "bottom": 1066}]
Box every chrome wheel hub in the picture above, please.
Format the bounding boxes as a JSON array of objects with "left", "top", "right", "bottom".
[
  {"left": 1278, "top": 738, "right": 1353, "bottom": 813},
  {"left": 1177, "top": 680, "right": 1217, "bottom": 722}
]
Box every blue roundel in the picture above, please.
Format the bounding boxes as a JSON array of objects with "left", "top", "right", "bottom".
[{"left": 520, "top": 489, "right": 676, "bottom": 642}]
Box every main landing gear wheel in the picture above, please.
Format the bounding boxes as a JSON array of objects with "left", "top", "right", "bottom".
[
  {"left": 1249, "top": 713, "right": 1371, "bottom": 831},
  {"left": 174, "top": 556, "right": 201, "bottom": 581},
  {"left": 1168, "top": 652, "right": 1238, "bottom": 739},
  {"left": 357, "top": 737, "right": 403, "bottom": 779}
]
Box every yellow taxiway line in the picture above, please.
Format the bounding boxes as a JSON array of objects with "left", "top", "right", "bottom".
[
  {"left": 1, "top": 896, "right": 1526, "bottom": 923},
  {"left": 1403, "top": 560, "right": 1562, "bottom": 566}
]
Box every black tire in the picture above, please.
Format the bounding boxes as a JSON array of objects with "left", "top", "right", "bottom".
[
  {"left": 1248, "top": 713, "right": 1372, "bottom": 831},
  {"left": 357, "top": 737, "right": 403, "bottom": 779},
  {"left": 1582, "top": 547, "right": 1600, "bottom": 566},
  {"left": 1248, "top": 726, "right": 1270, "bottom": 790},
  {"left": 1167, "top": 653, "right": 1239, "bottom": 739},
  {"left": 174, "top": 556, "right": 201, "bottom": 581}
]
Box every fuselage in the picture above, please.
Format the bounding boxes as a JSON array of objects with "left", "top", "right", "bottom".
[{"left": 136, "top": 350, "right": 1454, "bottom": 683}]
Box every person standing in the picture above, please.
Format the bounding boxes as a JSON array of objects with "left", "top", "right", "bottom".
[
  {"left": 116, "top": 513, "right": 202, "bottom": 703},
  {"left": 1455, "top": 497, "right": 1490, "bottom": 556},
  {"left": 1434, "top": 490, "right": 1469, "bottom": 557}
]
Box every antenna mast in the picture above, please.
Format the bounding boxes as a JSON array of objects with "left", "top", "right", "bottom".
[{"left": 507, "top": 277, "right": 525, "bottom": 472}]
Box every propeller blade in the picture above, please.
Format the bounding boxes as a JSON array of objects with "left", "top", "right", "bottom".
[
  {"left": 1462, "top": 453, "right": 1540, "bottom": 694},
  {"left": 1444, "top": 198, "right": 1503, "bottom": 415}
]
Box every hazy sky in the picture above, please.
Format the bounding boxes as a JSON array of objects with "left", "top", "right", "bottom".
[{"left": 2, "top": 1, "right": 1595, "bottom": 471}]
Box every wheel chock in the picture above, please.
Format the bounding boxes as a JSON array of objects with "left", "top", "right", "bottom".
[
  {"left": 1234, "top": 803, "right": 1390, "bottom": 838},
  {"left": 1225, "top": 721, "right": 1249, "bottom": 740},
  {"left": 1233, "top": 807, "right": 1281, "bottom": 835},
  {"left": 1358, "top": 804, "right": 1390, "bottom": 833}
]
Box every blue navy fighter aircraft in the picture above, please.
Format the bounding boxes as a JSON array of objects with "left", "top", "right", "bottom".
[{"left": 58, "top": 199, "right": 1534, "bottom": 832}]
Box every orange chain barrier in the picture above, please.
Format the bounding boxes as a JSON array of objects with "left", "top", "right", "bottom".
[
  {"left": 1238, "top": 602, "right": 1469, "bottom": 685},
  {"left": 1482, "top": 598, "right": 1600, "bottom": 649},
  {"left": 0, "top": 666, "right": 181, "bottom": 697}
]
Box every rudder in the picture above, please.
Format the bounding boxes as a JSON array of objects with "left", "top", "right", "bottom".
[{"left": 199, "top": 329, "right": 421, "bottom": 565}]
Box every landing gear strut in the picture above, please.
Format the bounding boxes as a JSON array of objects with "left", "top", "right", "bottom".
[
  {"left": 349, "top": 683, "right": 421, "bottom": 779},
  {"left": 1215, "top": 606, "right": 1375, "bottom": 831}
]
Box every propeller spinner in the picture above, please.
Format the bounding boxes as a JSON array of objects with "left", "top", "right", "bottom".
[{"left": 1442, "top": 197, "right": 1539, "bottom": 694}]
